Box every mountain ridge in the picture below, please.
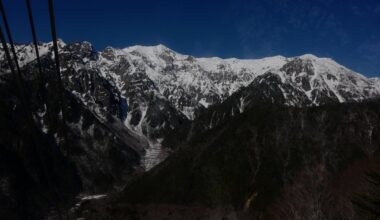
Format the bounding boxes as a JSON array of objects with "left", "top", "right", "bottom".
[
  {"left": 1, "top": 40, "right": 380, "bottom": 219},
  {"left": 1, "top": 40, "right": 380, "bottom": 170}
]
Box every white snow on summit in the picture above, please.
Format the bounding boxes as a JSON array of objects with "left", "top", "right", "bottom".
[{"left": 105, "top": 45, "right": 380, "bottom": 118}]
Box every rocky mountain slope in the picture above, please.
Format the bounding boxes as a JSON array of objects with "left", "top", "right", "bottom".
[
  {"left": 1, "top": 40, "right": 380, "bottom": 219},
  {"left": 2, "top": 40, "right": 380, "bottom": 173},
  {"left": 105, "top": 45, "right": 380, "bottom": 118},
  {"left": 2, "top": 41, "right": 380, "bottom": 157},
  {"left": 77, "top": 100, "right": 380, "bottom": 220}
]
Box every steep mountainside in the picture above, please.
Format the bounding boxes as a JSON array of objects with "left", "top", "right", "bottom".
[
  {"left": 110, "top": 45, "right": 380, "bottom": 119},
  {"left": 1, "top": 40, "right": 380, "bottom": 219},
  {"left": 77, "top": 100, "right": 380, "bottom": 220},
  {"left": 2, "top": 41, "right": 380, "bottom": 166}
]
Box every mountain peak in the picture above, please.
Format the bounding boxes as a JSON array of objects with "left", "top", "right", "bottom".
[
  {"left": 298, "top": 54, "right": 319, "bottom": 60},
  {"left": 123, "top": 44, "right": 172, "bottom": 54}
]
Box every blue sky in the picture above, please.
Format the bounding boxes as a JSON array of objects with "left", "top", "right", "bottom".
[{"left": 3, "top": 0, "right": 380, "bottom": 76}]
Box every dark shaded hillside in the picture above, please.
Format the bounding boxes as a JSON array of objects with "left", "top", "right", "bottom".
[
  {"left": 0, "top": 78, "right": 80, "bottom": 219},
  {"left": 78, "top": 100, "right": 380, "bottom": 220},
  {"left": 0, "top": 56, "right": 145, "bottom": 219}
]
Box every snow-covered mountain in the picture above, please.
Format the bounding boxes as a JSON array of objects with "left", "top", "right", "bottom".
[
  {"left": 119, "top": 46, "right": 380, "bottom": 110},
  {"left": 2, "top": 41, "right": 380, "bottom": 219},
  {"left": 120, "top": 45, "right": 288, "bottom": 119},
  {"left": 2, "top": 41, "right": 380, "bottom": 170}
]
